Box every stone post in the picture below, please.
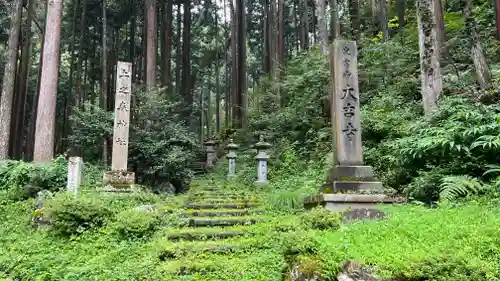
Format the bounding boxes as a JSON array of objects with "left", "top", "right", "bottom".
[
  {"left": 204, "top": 139, "right": 217, "bottom": 168},
  {"left": 67, "top": 156, "right": 83, "bottom": 196},
  {"left": 225, "top": 139, "right": 238, "bottom": 180},
  {"left": 102, "top": 61, "right": 135, "bottom": 192},
  {"left": 254, "top": 135, "right": 272, "bottom": 186}
]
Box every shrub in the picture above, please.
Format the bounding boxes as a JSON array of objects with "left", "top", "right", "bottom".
[
  {"left": 0, "top": 156, "right": 68, "bottom": 201},
  {"left": 266, "top": 190, "right": 303, "bottom": 214},
  {"left": 300, "top": 207, "right": 341, "bottom": 230},
  {"left": 46, "top": 193, "right": 113, "bottom": 237},
  {"left": 111, "top": 209, "right": 161, "bottom": 239}
]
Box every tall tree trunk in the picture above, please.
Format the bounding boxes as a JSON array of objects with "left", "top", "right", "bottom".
[
  {"left": 300, "top": 0, "right": 308, "bottom": 50},
  {"left": 0, "top": 0, "right": 22, "bottom": 160},
  {"left": 224, "top": 0, "right": 230, "bottom": 128},
  {"left": 316, "top": 0, "right": 328, "bottom": 52},
  {"left": 434, "top": 0, "right": 445, "bottom": 50},
  {"left": 416, "top": 0, "right": 442, "bottom": 114},
  {"left": 129, "top": 12, "right": 136, "bottom": 81},
  {"left": 175, "top": 2, "right": 182, "bottom": 95},
  {"left": 278, "top": 0, "right": 285, "bottom": 61},
  {"left": 396, "top": 0, "right": 405, "bottom": 29},
  {"left": 215, "top": 11, "right": 221, "bottom": 133},
  {"left": 162, "top": 0, "right": 173, "bottom": 88},
  {"left": 146, "top": 0, "right": 157, "bottom": 89},
  {"left": 33, "top": 0, "right": 65, "bottom": 162},
  {"left": 495, "top": 0, "right": 500, "bottom": 40},
  {"left": 229, "top": 0, "right": 238, "bottom": 128},
  {"left": 463, "top": 0, "right": 491, "bottom": 89},
  {"left": 181, "top": 0, "right": 192, "bottom": 118},
  {"left": 238, "top": 0, "right": 248, "bottom": 129},
  {"left": 349, "top": 0, "right": 360, "bottom": 38},
  {"left": 262, "top": 0, "right": 270, "bottom": 74},
  {"left": 330, "top": 0, "right": 340, "bottom": 39},
  {"left": 11, "top": 0, "right": 35, "bottom": 159},
  {"left": 101, "top": 0, "right": 108, "bottom": 165},
  {"left": 63, "top": 0, "right": 79, "bottom": 155},
  {"left": 75, "top": 0, "right": 87, "bottom": 110},
  {"left": 380, "top": 0, "right": 389, "bottom": 40}
]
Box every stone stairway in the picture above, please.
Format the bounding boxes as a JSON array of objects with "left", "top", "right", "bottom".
[
  {"left": 186, "top": 150, "right": 208, "bottom": 177},
  {"left": 158, "top": 184, "right": 270, "bottom": 277}
]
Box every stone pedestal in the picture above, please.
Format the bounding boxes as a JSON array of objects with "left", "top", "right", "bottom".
[{"left": 101, "top": 170, "right": 136, "bottom": 192}]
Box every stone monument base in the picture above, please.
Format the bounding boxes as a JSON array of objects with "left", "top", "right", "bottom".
[
  {"left": 321, "top": 165, "right": 383, "bottom": 193},
  {"left": 100, "top": 171, "right": 136, "bottom": 192},
  {"left": 303, "top": 194, "right": 405, "bottom": 212}
]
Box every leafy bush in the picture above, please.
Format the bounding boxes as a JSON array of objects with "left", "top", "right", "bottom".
[
  {"left": 69, "top": 89, "right": 198, "bottom": 189},
  {"left": 111, "top": 209, "right": 160, "bottom": 239},
  {"left": 46, "top": 193, "right": 113, "bottom": 237},
  {"left": 0, "top": 156, "right": 68, "bottom": 200},
  {"left": 266, "top": 190, "right": 303, "bottom": 214},
  {"left": 300, "top": 207, "right": 341, "bottom": 230}
]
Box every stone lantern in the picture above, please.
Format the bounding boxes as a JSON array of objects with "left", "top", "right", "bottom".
[
  {"left": 254, "top": 135, "right": 272, "bottom": 186},
  {"left": 225, "top": 139, "right": 239, "bottom": 180},
  {"left": 204, "top": 139, "right": 218, "bottom": 168}
]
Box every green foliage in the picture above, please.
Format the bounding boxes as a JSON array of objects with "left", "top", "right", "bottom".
[
  {"left": 266, "top": 190, "right": 303, "bottom": 214},
  {"left": 69, "top": 90, "right": 198, "bottom": 189},
  {"left": 111, "top": 209, "right": 161, "bottom": 240},
  {"left": 300, "top": 207, "right": 341, "bottom": 230},
  {"left": 46, "top": 193, "right": 113, "bottom": 237},
  {"left": 0, "top": 156, "right": 68, "bottom": 200},
  {"left": 439, "top": 175, "right": 486, "bottom": 201}
]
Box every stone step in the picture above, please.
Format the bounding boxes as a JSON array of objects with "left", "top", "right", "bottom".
[
  {"left": 166, "top": 229, "right": 249, "bottom": 241},
  {"left": 187, "top": 217, "right": 266, "bottom": 227},
  {"left": 178, "top": 209, "right": 265, "bottom": 217},
  {"left": 157, "top": 250, "right": 282, "bottom": 277},
  {"left": 158, "top": 237, "right": 259, "bottom": 259},
  {"left": 186, "top": 198, "right": 262, "bottom": 205},
  {"left": 183, "top": 203, "right": 261, "bottom": 210}
]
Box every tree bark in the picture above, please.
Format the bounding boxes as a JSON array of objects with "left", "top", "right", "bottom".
[
  {"left": 145, "top": 0, "right": 157, "bottom": 90},
  {"left": 300, "top": 0, "right": 308, "bottom": 50},
  {"left": 11, "top": 0, "right": 34, "bottom": 159},
  {"left": 434, "top": 0, "right": 445, "bottom": 50},
  {"left": 495, "top": 0, "right": 500, "bottom": 40},
  {"left": 349, "top": 0, "right": 360, "bottom": 38},
  {"left": 463, "top": 0, "right": 491, "bottom": 89},
  {"left": 175, "top": 2, "right": 182, "bottom": 95},
  {"left": 0, "top": 0, "right": 22, "bottom": 160},
  {"left": 181, "top": 0, "right": 192, "bottom": 118},
  {"left": 75, "top": 0, "right": 87, "bottom": 110},
  {"left": 316, "top": 0, "right": 328, "bottom": 52},
  {"left": 416, "top": 0, "right": 442, "bottom": 114},
  {"left": 101, "top": 0, "right": 108, "bottom": 165},
  {"left": 330, "top": 0, "right": 340, "bottom": 39},
  {"left": 162, "top": 0, "right": 173, "bottom": 88},
  {"left": 33, "top": 0, "right": 64, "bottom": 162}
]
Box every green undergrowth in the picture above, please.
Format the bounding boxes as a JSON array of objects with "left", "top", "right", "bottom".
[{"left": 1, "top": 175, "right": 499, "bottom": 280}]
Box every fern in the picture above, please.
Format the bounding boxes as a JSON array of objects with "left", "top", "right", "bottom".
[
  {"left": 483, "top": 164, "right": 500, "bottom": 176},
  {"left": 439, "top": 175, "right": 486, "bottom": 201}
]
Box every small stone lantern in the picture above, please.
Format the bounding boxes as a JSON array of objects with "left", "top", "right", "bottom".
[
  {"left": 225, "top": 139, "right": 239, "bottom": 180},
  {"left": 204, "top": 139, "right": 218, "bottom": 168},
  {"left": 254, "top": 135, "right": 272, "bottom": 186}
]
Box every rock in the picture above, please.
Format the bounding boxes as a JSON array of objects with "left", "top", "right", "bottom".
[
  {"left": 342, "top": 208, "right": 385, "bottom": 222},
  {"left": 155, "top": 181, "right": 176, "bottom": 194},
  {"left": 337, "top": 261, "right": 380, "bottom": 281},
  {"left": 288, "top": 256, "right": 325, "bottom": 281},
  {"left": 135, "top": 204, "right": 155, "bottom": 212}
]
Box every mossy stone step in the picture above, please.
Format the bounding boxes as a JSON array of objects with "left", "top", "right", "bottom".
[
  {"left": 155, "top": 250, "right": 284, "bottom": 277},
  {"left": 179, "top": 209, "right": 265, "bottom": 217},
  {"left": 166, "top": 230, "right": 248, "bottom": 241},
  {"left": 186, "top": 199, "right": 262, "bottom": 205},
  {"left": 183, "top": 203, "right": 261, "bottom": 209},
  {"left": 159, "top": 237, "right": 260, "bottom": 259},
  {"left": 188, "top": 217, "right": 266, "bottom": 227}
]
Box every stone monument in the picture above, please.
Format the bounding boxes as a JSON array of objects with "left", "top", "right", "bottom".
[
  {"left": 102, "top": 61, "right": 135, "bottom": 191},
  {"left": 304, "top": 40, "right": 403, "bottom": 211},
  {"left": 67, "top": 156, "right": 83, "bottom": 195}
]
